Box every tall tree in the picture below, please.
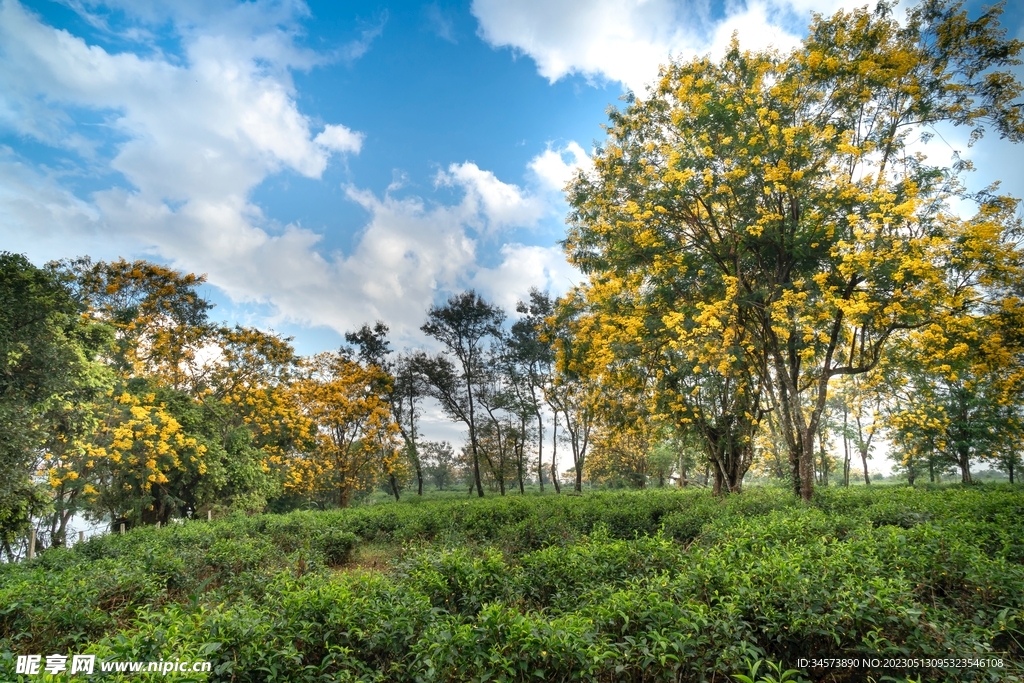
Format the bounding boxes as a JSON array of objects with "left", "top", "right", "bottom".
[
  {"left": 345, "top": 322, "right": 428, "bottom": 496},
  {"left": 56, "top": 257, "right": 214, "bottom": 389},
  {"left": 0, "top": 253, "right": 110, "bottom": 552},
  {"left": 419, "top": 291, "right": 505, "bottom": 498},
  {"left": 510, "top": 289, "right": 556, "bottom": 492},
  {"left": 563, "top": 0, "right": 1024, "bottom": 500},
  {"left": 292, "top": 351, "right": 398, "bottom": 508}
]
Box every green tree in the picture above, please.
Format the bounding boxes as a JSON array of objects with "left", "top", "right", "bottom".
[
  {"left": 563, "top": 0, "right": 1024, "bottom": 500},
  {"left": 510, "top": 289, "right": 556, "bottom": 491},
  {"left": 419, "top": 291, "right": 506, "bottom": 498},
  {"left": 0, "top": 253, "right": 110, "bottom": 551},
  {"left": 345, "top": 322, "right": 429, "bottom": 497},
  {"left": 422, "top": 440, "right": 456, "bottom": 490}
]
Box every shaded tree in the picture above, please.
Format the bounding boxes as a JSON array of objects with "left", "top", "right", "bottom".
[{"left": 419, "top": 291, "right": 505, "bottom": 497}]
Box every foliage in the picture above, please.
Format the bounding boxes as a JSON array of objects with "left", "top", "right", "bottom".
[
  {"left": 562, "top": 0, "right": 1024, "bottom": 500},
  {"left": 2, "top": 486, "right": 1023, "bottom": 682},
  {"left": 418, "top": 290, "right": 506, "bottom": 498},
  {"left": 317, "top": 529, "right": 359, "bottom": 566},
  {"left": 420, "top": 441, "right": 457, "bottom": 491},
  {"left": 290, "top": 351, "right": 400, "bottom": 508},
  {"left": 57, "top": 257, "right": 213, "bottom": 388},
  {"left": 0, "top": 252, "right": 111, "bottom": 552}
]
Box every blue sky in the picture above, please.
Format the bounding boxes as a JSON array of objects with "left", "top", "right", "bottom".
[{"left": 2, "top": 0, "right": 1022, "bottom": 360}]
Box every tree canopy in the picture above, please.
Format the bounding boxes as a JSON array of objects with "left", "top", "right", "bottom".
[{"left": 563, "top": 0, "right": 1024, "bottom": 499}]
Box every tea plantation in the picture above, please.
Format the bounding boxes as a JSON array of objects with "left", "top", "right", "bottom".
[{"left": 2, "top": 486, "right": 1022, "bottom": 682}]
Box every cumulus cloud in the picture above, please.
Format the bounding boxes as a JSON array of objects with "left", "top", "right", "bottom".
[
  {"left": 0, "top": 0, "right": 583, "bottom": 347},
  {"left": 0, "top": 1, "right": 359, "bottom": 315},
  {"left": 333, "top": 163, "right": 578, "bottom": 337},
  {"left": 471, "top": 0, "right": 865, "bottom": 93},
  {"left": 0, "top": 154, "right": 106, "bottom": 256},
  {"left": 315, "top": 124, "right": 364, "bottom": 154},
  {"left": 471, "top": 243, "right": 581, "bottom": 312},
  {"left": 436, "top": 162, "right": 547, "bottom": 232},
  {"left": 528, "top": 141, "right": 593, "bottom": 193}
]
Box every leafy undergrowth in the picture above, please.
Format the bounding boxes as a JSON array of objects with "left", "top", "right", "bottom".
[{"left": 2, "top": 485, "right": 1023, "bottom": 682}]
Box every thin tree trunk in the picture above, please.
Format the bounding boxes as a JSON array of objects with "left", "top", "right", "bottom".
[
  {"left": 551, "top": 412, "right": 561, "bottom": 494},
  {"left": 410, "top": 394, "right": 423, "bottom": 496},
  {"left": 855, "top": 414, "right": 872, "bottom": 485},
  {"left": 466, "top": 373, "right": 485, "bottom": 497},
  {"left": 535, "top": 407, "right": 544, "bottom": 492},
  {"left": 842, "top": 408, "right": 851, "bottom": 487}
]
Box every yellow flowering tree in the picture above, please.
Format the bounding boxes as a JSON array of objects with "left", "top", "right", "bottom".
[
  {"left": 57, "top": 257, "right": 214, "bottom": 390},
  {"left": 87, "top": 391, "right": 207, "bottom": 525},
  {"left": 204, "top": 326, "right": 308, "bottom": 509},
  {"left": 291, "top": 352, "right": 400, "bottom": 508},
  {"left": 883, "top": 276, "right": 1024, "bottom": 483},
  {"left": 564, "top": 0, "right": 1024, "bottom": 499},
  {"left": 37, "top": 389, "right": 110, "bottom": 546}
]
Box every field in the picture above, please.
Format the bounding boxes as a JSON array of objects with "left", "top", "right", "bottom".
[{"left": 2, "top": 485, "right": 1022, "bottom": 682}]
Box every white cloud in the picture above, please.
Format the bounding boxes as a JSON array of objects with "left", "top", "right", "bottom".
[
  {"left": 341, "top": 187, "right": 479, "bottom": 326},
  {"left": 0, "top": 154, "right": 106, "bottom": 257},
  {"left": 315, "top": 124, "right": 364, "bottom": 154},
  {"left": 0, "top": 0, "right": 364, "bottom": 322},
  {"left": 471, "top": 243, "right": 581, "bottom": 312},
  {"left": 528, "top": 141, "right": 592, "bottom": 193},
  {"left": 471, "top": 0, "right": 866, "bottom": 93},
  {"left": 0, "top": 0, "right": 581, "bottom": 349},
  {"left": 437, "top": 161, "right": 547, "bottom": 231}
]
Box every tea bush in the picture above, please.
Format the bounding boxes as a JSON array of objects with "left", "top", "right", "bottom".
[{"left": 2, "top": 485, "right": 1022, "bottom": 682}]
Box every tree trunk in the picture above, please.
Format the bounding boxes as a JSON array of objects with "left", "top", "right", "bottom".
[
  {"left": 789, "top": 445, "right": 801, "bottom": 497},
  {"left": 518, "top": 416, "right": 527, "bottom": 495},
  {"left": 551, "top": 413, "right": 561, "bottom": 494},
  {"left": 842, "top": 406, "right": 851, "bottom": 487},
  {"left": 817, "top": 424, "right": 829, "bottom": 487},
  {"left": 518, "top": 456, "right": 526, "bottom": 495},
  {"left": 958, "top": 447, "right": 972, "bottom": 483},
  {"left": 466, "top": 379, "right": 485, "bottom": 498},
  {"left": 389, "top": 473, "right": 401, "bottom": 501},
  {"left": 535, "top": 408, "right": 545, "bottom": 492},
  {"left": 410, "top": 396, "right": 423, "bottom": 496}
]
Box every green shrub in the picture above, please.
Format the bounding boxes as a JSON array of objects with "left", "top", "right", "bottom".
[
  {"left": 2, "top": 485, "right": 1023, "bottom": 682},
  {"left": 317, "top": 529, "right": 359, "bottom": 566}
]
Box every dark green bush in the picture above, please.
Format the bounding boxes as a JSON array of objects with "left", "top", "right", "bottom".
[
  {"left": 2, "top": 485, "right": 1022, "bottom": 682},
  {"left": 317, "top": 529, "right": 359, "bottom": 566}
]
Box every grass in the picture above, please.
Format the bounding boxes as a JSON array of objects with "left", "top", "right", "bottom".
[{"left": 1, "top": 484, "right": 1022, "bottom": 682}]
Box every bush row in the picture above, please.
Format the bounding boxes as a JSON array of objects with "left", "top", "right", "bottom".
[{"left": 1, "top": 485, "right": 1022, "bottom": 681}]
